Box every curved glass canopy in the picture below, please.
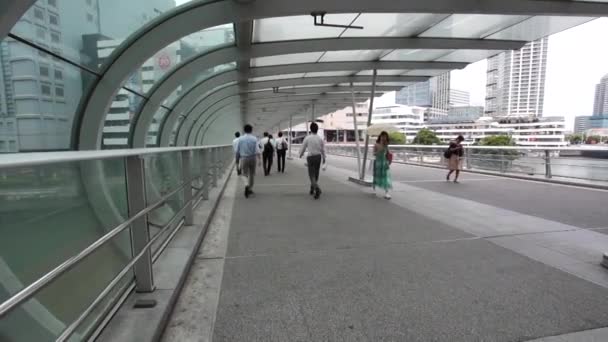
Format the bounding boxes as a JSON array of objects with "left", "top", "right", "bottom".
[{"left": 1, "top": 0, "right": 605, "bottom": 153}]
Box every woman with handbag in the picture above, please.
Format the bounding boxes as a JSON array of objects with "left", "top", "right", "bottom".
[{"left": 373, "top": 131, "right": 393, "bottom": 199}]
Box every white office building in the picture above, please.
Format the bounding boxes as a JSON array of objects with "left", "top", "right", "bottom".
[
  {"left": 371, "top": 105, "right": 426, "bottom": 142},
  {"left": 485, "top": 38, "right": 548, "bottom": 117},
  {"left": 449, "top": 89, "right": 470, "bottom": 108}
]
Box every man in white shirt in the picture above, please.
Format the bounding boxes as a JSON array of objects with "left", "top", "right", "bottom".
[
  {"left": 259, "top": 132, "right": 276, "bottom": 176},
  {"left": 232, "top": 131, "right": 241, "bottom": 175},
  {"left": 299, "top": 122, "right": 326, "bottom": 199},
  {"left": 275, "top": 132, "right": 288, "bottom": 173}
]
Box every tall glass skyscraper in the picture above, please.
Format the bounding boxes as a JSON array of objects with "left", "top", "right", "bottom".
[
  {"left": 485, "top": 37, "right": 548, "bottom": 117},
  {"left": 593, "top": 74, "right": 608, "bottom": 116}
]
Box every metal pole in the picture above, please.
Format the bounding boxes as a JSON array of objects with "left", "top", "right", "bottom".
[
  {"left": 201, "top": 149, "right": 209, "bottom": 200},
  {"left": 360, "top": 69, "right": 377, "bottom": 180},
  {"left": 181, "top": 151, "right": 193, "bottom": 225},
  {"left": 125, "top": 156, "right": 155, "bottom": 293},
  {"left": 350, "top": 82, "right": 362, "bottom": 178},
  {"left": 310, "top": 102, "right": 316, "bottom": 134},
  {"left": 288, "top": 115, "right": 293, "bottom": 158},
  {"left": 545, "top": 149, "right": 552, "bottom": 178}
]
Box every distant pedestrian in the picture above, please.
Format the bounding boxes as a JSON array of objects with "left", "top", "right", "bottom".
[
  {"left": 236, "top": 124, "right": 261, "bottom": 198},
  {"left": 373, "top": 131, "right": 393, "bottom": 199},
  {"left": 299, "top": 122, "right": 326, "bottom": 199},
  {"left": 232, "top": 131, "right": 241, "bottom": 175},
  {"left": 275, "top": 132, "right": 288, "bottom": 173},
  {"left": 446, "top": 135, "right": 465, "bottom": 183},
  {"left": 260, "top": 132, "right": 275, "bottom": 176}
]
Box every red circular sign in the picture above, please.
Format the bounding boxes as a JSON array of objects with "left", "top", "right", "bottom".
[{"left": 157, "top": 54, "right": 171, "bottom": 70}]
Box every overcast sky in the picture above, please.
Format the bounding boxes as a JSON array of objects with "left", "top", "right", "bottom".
[{"left": 450, "top": 18, "right": 608, "bottom": 130}]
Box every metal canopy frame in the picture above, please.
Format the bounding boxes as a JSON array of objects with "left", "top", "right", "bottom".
[{"left": 3, "top": 0, "right": 607, "bottom": 149}]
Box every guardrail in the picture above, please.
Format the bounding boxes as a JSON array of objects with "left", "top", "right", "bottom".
[
  {"left": 320, "top": 144, "right": 608, "bottom": 184},
  {"left": 0, "top": 145, "right": 233, "bottom": 341}
]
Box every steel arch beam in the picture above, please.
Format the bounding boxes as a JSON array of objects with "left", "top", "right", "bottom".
[
  {"left": 158, "top": 61, "right": 457, "bottom": 147},
  {"left": 131, "top": 36, "right": 506, "bottom": 148},
  {"left": 77, "top": 0, "right": 607, "bottom": 149},
  {"left": 177, "top": 85, "right": 396, "bottom": 146}
]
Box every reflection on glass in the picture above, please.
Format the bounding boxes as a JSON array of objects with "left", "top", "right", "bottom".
[
  {"left": 146, "top": 107, "right": 170, "bottom": 147},
  {"left": 0, "top": 39, "right": 97, "bottom": 153},
  {"left": 145, "top": 152, "right": 184, "bottom": 249},
  {"left": 101, "top": 88, "right": 144, "bottom": 150},
  {"left": 10, "top": 0, "right": 201, "bottom": 71},
  {"left": 161, "top": 62, "right": 236, "bottom": 108},
  {"left": 0, "top": 158, "right": 131, "bottom": 340},
  {"left": 128, "top": 24, "right": 235, "bottom": 95}
]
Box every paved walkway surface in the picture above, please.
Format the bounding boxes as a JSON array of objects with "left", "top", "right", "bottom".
[{"left": 164, "top": 157, "right": 608, "bottom": 342}]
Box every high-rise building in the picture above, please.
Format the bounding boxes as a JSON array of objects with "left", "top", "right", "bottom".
[
  {"left": 449, "top": 89, "right": 470, "bottom": 107},
  {"left": 574, "top": 116, "right": 591, "bottom": 134},
  {"left": 593, "top": 74, "right": 608, "bottom": 116},
  {"left": 485, "top": 37, "right": 548, "bottom": 117},
  {"left": 396, "top": 73, "right": 450, "bottom": 121}
]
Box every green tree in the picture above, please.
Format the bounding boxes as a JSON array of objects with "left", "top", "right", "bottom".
[
  {"left": 388, "top": 132, "right": 406, "bottom": 144},
  {"left": 587, "top": 135, "right": 602, "bottom": 144},
  {"left": 412, "top": 128, "right": 441, "bottom": 145},
  {"left": 479, "top": 135, "right": 515, "bottom": 146},
  {"left": 566, "top": 134, "right": 583, "bottom": 144}
]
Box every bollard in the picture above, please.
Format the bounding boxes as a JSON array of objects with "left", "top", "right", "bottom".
[
  {"left": 545, "top": 150, "right": 552, "bottom": 178},
  {"left": 181, "top": 151, "right": 193, "bottom": 225},
  {"left": 465, "top": 148, "right": 471, "bottom": 170},
  {"left": 201, "top": 149, "right": 210, "bottom": 200}
]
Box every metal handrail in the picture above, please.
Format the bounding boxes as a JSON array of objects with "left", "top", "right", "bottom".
[
  {"left": 0, "top": 179, "right": 189, "bottom": 318},
  {"left": 0, "top": 144, "right": 230, "bottom": 169},
  {"left": 56, "top": 195, "right": 191, "bottom": 341},
  {"left": 318, "top": 143, "right": 608, "bottom": 152}
]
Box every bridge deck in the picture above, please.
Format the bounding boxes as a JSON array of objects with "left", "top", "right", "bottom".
[{"left": 163, "top": 157, "right": 608, "bottom": 342}]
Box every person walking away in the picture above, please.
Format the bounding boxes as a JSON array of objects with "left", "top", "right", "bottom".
[
  {"left": 275, "top": 132, "right": 288, "bottom": 173},
  {"left": 236, "top": 124, "right": 261, "bottom": 198},
  {"left": 232, "top": 131, "right": 241, "bottom": 175},
  {"left": 260, "top": 132, "right": 275, "bottom": 176},
  {"left": 446, "top": 135, "right": 465, "bottom": 183},
  {"left": 299, "top": 122, "right": 326, "bottom": 199},
  {"left": 373, "top": 131, "right": 393, "bottom": 199}
]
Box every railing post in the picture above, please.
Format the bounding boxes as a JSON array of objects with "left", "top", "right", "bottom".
[
  {"left": 212, "top": 148, "right": 218, "bottom": 188},
  {"left": 545, "top": 150, "right": 552, "bottom": 178},
  {"left": 465, "top": 148, "right": 471, "bottom": 170},
  {"left": 181, "top": 151, "right": 194, "bottom": 225},
  {"left": 418, "top": 150, "right": 423, "bottom": 164},
  {"left": 201, "top": 149, "right": 210, "bottom": 200},
  {"left": 125, "top": 155, "right": 155, "bottom": 293},
  {"left": 500, "top": 150, "right": 506, "bottom": 173}
]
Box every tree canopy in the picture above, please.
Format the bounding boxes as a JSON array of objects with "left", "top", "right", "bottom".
[
  {"left": 412, "top": 128, "right": 441, "bottom": 145},
  {"left": 388, "top": 132, "right": 406, "bottom": 145},
  {"left": 479, "top": 135, "right": 515, "bottom": 146}
]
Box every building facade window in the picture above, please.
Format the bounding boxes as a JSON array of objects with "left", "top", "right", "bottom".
[
  {"left": 36, "top": 27, "right": 46, "bottom": 39},
  {"left": 86, "top": 13, "right": 94, "bottom": 23},
  {"left": 54, "top": 69, "right": 63, "bottom": 80},
  {"left": 55, "top": 86, "right": 64, "bottom": 97},
  {"left": 41, "top": 83, "right": 52, "bottom": 96},
  {"left": 39, "top": 65, "right": 50, "bottom": 77},
  {"left": 50, "top": 31, "right": 61, "bottom": 43},
  {"left": 34, "top": 8, "right": 44, "bottom": 20},
  {"left": 48, "top": 0, "right": 57, "bottom": 7},
  {"left": 49, "top": 13, "right": 59, "bottom": 26}
]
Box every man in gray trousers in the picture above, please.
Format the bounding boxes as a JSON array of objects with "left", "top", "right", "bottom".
[
  {"left": 299, "top": 122, "right": 326, "bottom": 199},
  {"left": 236, "top": 124, "right": 261, "bottom": 198}
]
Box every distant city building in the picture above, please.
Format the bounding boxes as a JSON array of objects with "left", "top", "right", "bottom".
[
  {"left": 433, "top": 106, "right": 484, "bottom": 123},
  {"left": 589, "top": 115, "right": 608, "bottom": 129},
  {"left": 593, "top": 74, "right": 608, "bottom": 116},
  {"left": 371, "top": 105, "right": 425, "bottom": 142},
  {"left": 485, "top": 38, "right": 548, "bottom": 117},
  {"left": 449, "top": 89, "right": 470, "bottom": 108},
  {"left": 574, "top": 116, "right": 592, "bottom": 134},
  {"left": 396, "top": 73, "right": 450, "bottom": 120}
]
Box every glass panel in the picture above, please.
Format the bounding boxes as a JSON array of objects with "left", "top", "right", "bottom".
[
  {"left": 252, "top": 14, "right": 358, "bottom": 42},
  {"left": 486, "top": 16, "right": 594, "bottom": 41},
  {"left": 145, "top": 152, "right": 184, "bottom": 252},
  {"left": 161, "top": 62, "right": 236, "bottom": 108},
  {"left": 381, "top": 49, "right": 452, "bottom": 61},
  {"left": 435, "top": 49, "right": 503, "bottom": 62},
  {"left": 420, "top": 14, "right": 530, "bottom": 39},
  {"left": 356, "top": 70, "right": 408, "bottom": 76},
  {"left": 101, "top": 88, "right": 144, "bottom": 150},
  {"left": 304, "top": 71, "right": 355, "bottom": 77},
  {"left": 169, "top": 116, "right": 184, "bottom": 147},
  {"left": 342, "top": 13, "right": 448, "bottom": 37},
  {"left": 249, "top": 73, "right": 305, "bottom": 82},
  {"left": 146, "top": 107, "right": 169, "bottom": 147},
  {"left": 319, "top": 50, "right": 386, "bottom": 62},
  {"left": 377, "top": 82, "right": 416, "bottom": 87},
  {"left": 251, "top": 52, "right": 324, "bottom": 67},
  {"left": 9, "top": 0, "right": 201, "bottom": 71},
  {"left": 0, "top": 38, "right": 97, "bottom": 153},
  {"left": 0, "top": 157, "right": 131, "bottom": 340}
]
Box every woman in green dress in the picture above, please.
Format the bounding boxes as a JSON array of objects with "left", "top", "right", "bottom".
[{"left": 373, "top": 131, "right": 393, "bottom": 199}]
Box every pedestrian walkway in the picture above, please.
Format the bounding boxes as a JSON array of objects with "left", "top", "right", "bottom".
[{"left": 163, "top": 159, "right": 608, "bottom": 342}]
